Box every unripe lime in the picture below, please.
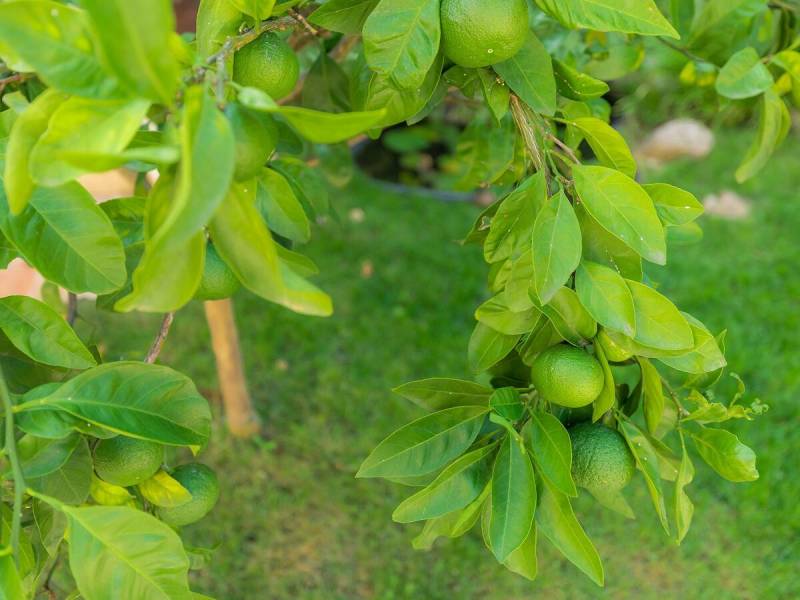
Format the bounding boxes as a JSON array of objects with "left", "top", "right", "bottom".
[
  {"left": 94, "top": 437, "right": 163, "bottom": 487},
  {"left": 569, "top": 423, "right": 635, "bottom": 492},
  {"left": 195, "top": 244, "right": 239, "bottom": 301},
  {"left": 596, "top": 329, "right": 633, "bottom": 362},
  {"left": 531, "top": 344, "right": 604, "bottom": 408},
  {"left": 226, "top": 102, "right": 278, "bottom": 181},
  {"left": 233, "top": 32, "right": 299, "bottom": 99},
  {"left": 157, "top": 463, "right": 220, "bottom": 528},
  {"left": 440, "top": 0, "right": 529, "bottom": 68}
]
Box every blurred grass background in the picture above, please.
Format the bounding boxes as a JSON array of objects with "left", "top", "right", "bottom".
[{"left": 89, "top": 129, "right": 798, "bottom": 599}]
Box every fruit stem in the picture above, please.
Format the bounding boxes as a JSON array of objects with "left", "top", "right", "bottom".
[{"left": 0, "top": 364, "right": 25, "bottom": 566}]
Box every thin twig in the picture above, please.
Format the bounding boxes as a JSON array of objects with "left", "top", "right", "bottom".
[
  {"left": 0, "top": 72, "right": 32, "bottom": 93},
  {"left": 545, "top": 131, "right": 580, "bottom": 164},
  {"left": 330, "top": 34, "right": 361, "bottom": 61},
  {"left": 656, "top": 37, "right": 709, "bottom": 65},
  {"left": 0, "top": 365, "right": 25, "bottom": 565},
  {"left": 289, "top": 8, "right": 320, "bottom": 37},
  {"left": 145, "top": 312, "right": 174, "bottom": 364},
  {"left": 66, "top": 292, "right": 78, "bottom": 327}
]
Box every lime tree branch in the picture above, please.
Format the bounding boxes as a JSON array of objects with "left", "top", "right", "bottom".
[
  {"left": 145, "top": 312, "right": 175, "bottom": 364},
  {"left": 0, "top": 364, "right": 25, "bottom": 565}
]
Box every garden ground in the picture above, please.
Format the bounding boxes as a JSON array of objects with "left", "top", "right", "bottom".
[{"left": 91, "top": 129, "right": 799, "bottom": 599}]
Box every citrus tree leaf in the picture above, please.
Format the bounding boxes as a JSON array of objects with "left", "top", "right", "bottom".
[
  {"left": 626, "top": 280, "right": 692, "bottom": 352},
  {"left": 576, "top": 205, "right": 643, "bottom": 281},
  {"left": 575, "top": 260, "right": 635, "bottom": 336},
  {"left": 412, "top": 483, "right": 489, "bottom": 549},
  {"left": 642, "top": 183, "right": 703, "bottom": 226},
  {"left": 674, "top": 438, "right": 695, "bottom": 544},
  {"left": 489, "top": 435, "right": 536, "bottom": 561},
  {"left": 523, "top": 410, "right": 577, "bottom": 497},
  {"left": 690, "top": 427, "right": 758, "bottom": 482},
  {"left": 27, "top": 437, "right": 92, "bottom": 505},
  {"left": 494, "top": 32, "right": 557, "bottom": 116},
  {"left": 573, "top": 165, "right": 666, "bottom": 265},
  {"left": 591, "top": 341, "right": 615, "bottom": 421},
  {"left": 638, "top": 357, "right": 664, "bottom": 435},
  {"left": 90, "top": 475, "right": 134, "bottom": 506},
  {"left": 363, "top": 0, "right": 440, "bottom": 89},
  {"left": 715, "top": 47, "right": 773, "bottom": 99},
  {"left": 735, "top": 90, "right": 791, "bottom": 183},
  {"left": 309, "top": 0, "right": 380, "bottom": 34},
  {"left": 0, "top": 554, "right": 25, "bottom": 600},
  {"left": 16, "top": 433, "right": 82, "bottom": 479},
  {"left": 467, "top": 322, "right": 520, "bottom": 372},
  {"left": 567, "top": 117, "right": 636, "bottom": 177},
  {"left": 535, "top": 478, "right": 604, "bottom": 586},
  {"left": 276, "top": 107, "right": 388, "bottom": 143},
  {"left": 618, "top": 420, "right": 670, "bottom": 534},
  {"left": 535, "top": 0, "right": 678, "bottom": 38},
  {"left": 475, "top": 293, "right": 541, "bottom": 335},
  {"left": 0, "top": 182, "right": 126, "bottom": 294},
  {"left": 0, "top": 296, "right": 95, "bottom": 369},
  {"left": 484, "top": 171, "right": 547, "bottom": 263},
  {"left": 504, "top": 249, "right": 536, "bottom": 311},
  {"left": 257, "top": 168, "right": 310, "bottom": 243},
  {"left": 392, "top": 378, "right": 493, "bottom": 411},
  {"left": 553, "top": 60, "right": 608, "bottom": 100},
  {"left": 658, "top": 313, "right": 726, "bottom": 374},
  {"left": 392, "top": 444, "right": 495, "bottom": 522},
  {"left": 23, "top": 362, "right": 212, "bottom": 449},
  {"left": 60, "top": 504, "right": 193, "bottom": 600},
  {"left": 80, "top": 0, "right": 180, "bottom": 103},
  {"left": 531, "top": 190, "right": 582, "bottom": 304},
  {"left": 540, "top": 287, "right": 597, "bottom": 345},
  {"left": 503, "top": 521, "right": 538, "bottom": 580},
  {"left": 196, "top": 0, "right": 245, "bottom": 58},
  {"left": 229, "top": 0, "right": 275, "bottom": 21},
  {"left": 357, "top": 406, "right": 489, "bottom": 478}
]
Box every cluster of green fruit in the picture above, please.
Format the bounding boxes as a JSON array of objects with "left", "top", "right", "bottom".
[{"left": 93, "top": 436, "right": 219, "bottom": 528}]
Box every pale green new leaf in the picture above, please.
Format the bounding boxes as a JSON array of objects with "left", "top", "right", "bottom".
[
  {"left": 494, "top": 32, "right": 557, "bottom": 116},
  {"left": 0, "top": 296, "right": 95, "bottom": 369},
  {"left": 468, "top": 322, "right": 520, "bottom": 372},
  {"left": 363, "top": 0, "right": 441, "bottom": 89},
  {"left": 230, "top": 0, "right": 276, "bottom": 21},
  {"left": 357, "top": 406, "right": 489, "bottom": 478},
  {"left": 490, "top": 435, "right": 536, "bottom": 561},
  {"left": 626, "top": 280, "right": 693, "bottom": 352},
  {"left": 138, "top": 471, "right": 192, "bottom": 508},
  {"left": 553, "top": 60, "right": 609, "bottom": 100},
  {"left": 573, "top": 165, "right": 666, "bottom": 265},
  {"left": 484, "top": 171, "right": 547, "bottom": 263},
  {"left": 642, "top": 183, "right": 703, "bottom": 226},
  {"left": 567, "top": 118, "right": 636, "bottom": 177},
  {"left": 659, "top": 313, "right": 726, "bottom": 374},
  {"left": 540, "top": 287, "right": 597, "bottom": 345},
  {"left": 475, "top": 293, "right": 541, "bottom": 335},
  {"left": 276, "top": 107, "right": 387, "bottom": 143},
  {"left": 638, "top": 357, "right": 664, "bottom": 434},
  {"left": 575, "top": 261, "right": 635, "bottom": 336},
  {"left": 257, "top": 168, "right": 310, "bottom": 243},
  {"left": 715, "top": 47, "right": 773, "bottom": 99},
  {"left": 735, "top": 90, "right": 791, "bottom": 183},
  {"left": 503, "top": 522, "right": 538, "bottom": 580},
  {"left": 531, "top": 191, "right": 582, "bottom": 304},
  {"left": 0, "top": 554, "right": 25, "bottom": 600},
  {"left": 674, "top": 438, "right": 695, "bottom": 543},
  {"left": 392, "top": 378, "right": 492, "bottom": 411},
  {"left": 196, "top": 0, "right": 245, "bottom": 58},
  {"left": 690, "top": 428, "right": 758, "bottom": 482},
  {"left": 523, "top": 410, "right": 577, "bottom": 497},
  {"left": 618, "top": 420, "right": 669, "bottom": 534},
  {"left": 536, "top": 479, "right": 604, "bottom": 586}
]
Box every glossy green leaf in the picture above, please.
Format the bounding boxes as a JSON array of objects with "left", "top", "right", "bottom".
[
  {"left": 392, "top": 378, "right": 492, "bottom": 411},
  {"left": 138, "top": 471, "right": 192, "bottom": 508},
  {"left": 475, "top": 293, "right": 541, "bottom": 335},
  {"left": 504, "top": 249, "right": 535, "bottom": 311},
  {"left": 638, "top": 357, "right": 664, "bottom": 434},
  {"left": 539, "top": 287, "right": 597, "bottom": 345},
  {"left": 196, "top": 0, "right": 245, "bottom": 58},
  {"left": 357, "top": 406, "right": 489, "bottom": 478},
  {"left": 576, "top": 205, "right": 642, "bottom": 281},
  {"left": 618, "top": 420, "right": 669, "bottom": 534},
  {"left": 567, "top": 118, "right": 636, "bottom": 177},
  {"left": 575, "top": 261, "right": 635, "bottom": 336},
  {"left": 531, "top": 191, "right": 582, "bottom": 304},
  {"left": 230, "top": 0, "right": 276, "bottom": 21},
  {"left": 3, "top": 90, "right": 68, "bottom": 214},
  {"left": 412, "top": 483, "right": 489, "bottom": 549},
  {"left": 626, "top": 280, "right": 693, "bottom": 352},
  {"left": 735, "top": 90, "right": 791, "bottom": 183},
  {"left": 301, "top": 50, "right": 351, "bottom": 113},
  {"left": 363, "top": 0, "right": 440, "bottom": 89},
  {"left": 659, "top": 314, "right": 726, "bottom": 374},
  {"left": 16, "top": 433, "right": 81, "bottom": 479},
  {"left": 0, "top": 1, "right": 125, "bottom": 97},
  {"left": 524, "top": 410, "right": 577, "bottom": 497},
  {"left": 494, "top": 32, "right": 557, "bottom": 116},
  {"left": 553, "top": 60, "right": 609, "bottom": 100},
  {"left": 29, "top": 98, "right": 150, "bottom": 186},
  {"left": 591, "top": 341, "right": 616, "bottom": 421},
  {"left": 257, "top": 168, "right": 310, "bottom": 243},
  {"left": 674, "top": 438, "right": 695, "bottom": 543},
  {"left": 484, "top": 171, "right": 547, "bottom": 264},
  {"left": 277, "top": 107, "right": 387, "bottom": 143},
  {"left": 536, "top": 479, "right": 604, "bottom": 586},
  {"left": 690, "top": 427, "right": 758, "bottom": 482},
  {"left": 61, "top": 504, "right": 193, "bottom": 600},
  {"left": 309, "top": 0, "right": 380, "bottom": 34},
  {"left": 0, "top": 554, "right": 25, "bottom": 600},
  {"left": 490, "top": 435, "right": 536, "bottom": 561},
  {"left": 392, "top": 444, "right": 495, "bottom": 522},
  {"left": 535, "top": 0, "right": 678, "bottom": 38},
  {"left": 22, "top": 362, "right": 212, "bottom": 449},
  {"left": 573, "top": 165, "right": 666, "bottom": 265},
  {"left": 715, "top": 47, "right": 773, "bottom": 99},
  {"left": 0, "top": 296, "right": 95, "bottom": 369},
  {"left": 81, "top": 0, "right": 180, "bottom": 103},
  {"left": 28, "top": 437, "right": 92, "bottom": 505},
  {"left": 0, "top": 182, "right": 126, "bottom": 294},
  {"left": 100, "top": 197, "right": 146, "bottom": 246},
  {"left": 503, "top": 521, "right": 538, "bottom": 580},
  {"left": 642, "top": 183, "right": 703, "bottom": 226},
  {"left": 468, "top": 322, "right": 520, "bottom": 372},
  {"left": 478, "top": 68, "right": 511, "bottom": 122},
  {"left": 490, "top": 388, "right": 524, "bottom": 421}
]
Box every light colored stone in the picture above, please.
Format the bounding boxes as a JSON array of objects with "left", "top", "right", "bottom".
[
  {"left": 638, "top": 118, "right": 715, "bottom": 163},
  {"left": 702, "top": 190, "right": 751, "bottom": 219}
]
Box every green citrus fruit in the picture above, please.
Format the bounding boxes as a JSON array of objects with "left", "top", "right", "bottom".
[
  {"left": 531, "top": 344, "right": 604, "bottom": 408},
  {"left": 597, "top": 329, "right": 633, "bottom": 363},
  {"left": 195, "top": 244, "right": 239, "bottom": 301},
  {"left": 226, "top": 102, "right": 278, "bottom": 181},
  {"left": 157, "top": 463, "right": 220, "bottom": 528},
  {"left": 569, "top": 423, "right": 635, "bottom": 492},
  {"left": 94, "top": 437, "right": 163, "bottom": 487},
  {"left": 233, "top": 32, "right": 299, "bottom": 99},
  {"left": 440, "top": 0, "right": 529, "bottom": 68}
]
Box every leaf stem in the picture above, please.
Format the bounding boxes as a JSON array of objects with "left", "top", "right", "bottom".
[
  {"left": 0, "top": 364, "right": 25, "bottom": 565},
  {"left": 66, "top": 292, "right": 78, "bottom": 327}
]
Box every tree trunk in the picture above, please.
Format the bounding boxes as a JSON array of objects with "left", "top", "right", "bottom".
[{"left": 203, "top": 299, "right": 260, "bottom": 437}]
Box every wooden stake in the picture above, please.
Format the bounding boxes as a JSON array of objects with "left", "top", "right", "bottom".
[{"left": 203, "top": 299, "right": 260, "bottom": 437}]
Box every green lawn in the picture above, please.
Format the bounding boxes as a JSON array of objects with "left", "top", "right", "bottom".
[{"left": 92, "top": 129, "right": 799, "bottom": 599}]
